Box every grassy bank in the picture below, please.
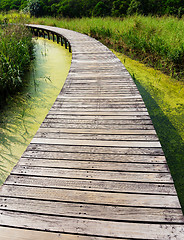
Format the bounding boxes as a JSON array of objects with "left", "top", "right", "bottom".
[
  {"left": 113, "top": 50, "right": 184, "bottom": 211},
  {"left": 0, "top": 22, "right": 33, "bottom": 106},
  {"left": 27, "top": 15, "right": 184, "bottom": 81}
]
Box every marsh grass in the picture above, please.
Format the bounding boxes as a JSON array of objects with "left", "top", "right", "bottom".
[
  {"left": 26, "top": 15, "right": 184, "bottom": 80},
  {"left": 0, "top": 22, "right": 33, "bottom": 106},
  {"left": 2, "top": 13, "right": 184, "bottom": 80}
]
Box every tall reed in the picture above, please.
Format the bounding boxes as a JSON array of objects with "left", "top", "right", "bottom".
[{"left": 0, "top": 23, "right": 33, "bottom": 106}]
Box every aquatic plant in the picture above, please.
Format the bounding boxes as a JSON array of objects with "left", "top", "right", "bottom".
[{"left": 0, "top": 23, "right": 33, "bottom": 106}]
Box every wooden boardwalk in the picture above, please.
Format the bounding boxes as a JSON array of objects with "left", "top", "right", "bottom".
[{"left": 0, "top": 25, "right": 184, "bottom": 239}]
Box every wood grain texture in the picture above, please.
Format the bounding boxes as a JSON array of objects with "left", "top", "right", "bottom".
[
  {"left": 0, "top": 197, "right": 183, "bottom": 223},
  {"left": 0, "top": 226, "right": 116, "bottom": 240},
  {"left": 0, "top": 24, "right": 183, "bottom": 239},
  {"left": 0, "top": 211, "right": 184, "bottom": 239},
  {"left": 0, "top": 185, "right": 181, "bottom": 208},
  {"left": 5, "top": 175, "right": 176, "bottom": 195}
]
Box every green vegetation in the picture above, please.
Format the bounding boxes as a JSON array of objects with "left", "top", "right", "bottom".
[
  {"left": 0, "top": 0, "right": 184, "bottom": 17},
  {"left": 27, "top": 15, "right": 184, "bottom": 81},
  {"left": 113, "top": 50, "right": 184, "bottom": 211},
  {"left": 0, "top": 22, "right": 33, "bottom": 107}
]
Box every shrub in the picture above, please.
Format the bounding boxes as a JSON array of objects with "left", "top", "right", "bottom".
[{"left": 27, "top": 0, "right": 43, "bottom": 17}]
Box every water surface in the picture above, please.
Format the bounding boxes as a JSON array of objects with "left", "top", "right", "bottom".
[{"left": 0, "top": 38, "right": 71, "bottom": 184}]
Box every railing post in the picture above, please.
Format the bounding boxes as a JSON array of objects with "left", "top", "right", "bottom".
[
  {"left": 38, "top": 30, "right": 42, "bottom": 37},
  {"left": 69, "top": 43, "right": 71, "bottom": 53},
  {"left": 43, "top": 30, "right": 46, "bottom": 39},
  {"left": 35, "top": 29, "right": 38, "bottom": 37},
  {"left": 64, "top": 39, "right": 67, "bottom": 49},
  {"left": 61, "top": 37, "right": 63, "bottom": 46},
  {"left": 52, "top": 33, "right": 55, "bottom": 42},
  {"left": 56, "top": 35, "right": 59, "bottom": 44},
  {"left": 47, "top": 31, "right": 50, "bottom": 40}
]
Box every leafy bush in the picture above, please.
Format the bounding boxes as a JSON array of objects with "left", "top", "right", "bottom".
[
  {"left": 111, "top": 0, "right": 130, "bottom": 16},
  {"left": 127, "top": 0, "right": 141, "bottom": 15},
  {"left": 92, "top": 1, "right": 109, "bottom": 17},
  {"left": 27, "top": 0, "right": 43, "bottom": 17}
]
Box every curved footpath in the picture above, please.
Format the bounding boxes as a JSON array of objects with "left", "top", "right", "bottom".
[{"left": 0, "top": 25, "right": 184, "bottom": 239}]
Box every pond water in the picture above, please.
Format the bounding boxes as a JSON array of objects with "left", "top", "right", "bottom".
[{"left": 0, "top": 38, "right": 71, "bottom": 184}]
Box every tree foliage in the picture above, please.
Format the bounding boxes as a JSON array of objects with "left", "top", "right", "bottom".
[{"left": 0, "top": 0, "right": 184, "bottom": 18}]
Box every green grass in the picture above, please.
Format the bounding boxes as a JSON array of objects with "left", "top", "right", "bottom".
[
  {"left": 0, "top": 23, "right": 33, "bottom": 106},
  {"left": 113, "top": 50, "right": 184, "bottom": 211}
]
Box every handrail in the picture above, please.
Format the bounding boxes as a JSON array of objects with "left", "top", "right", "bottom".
[{"left": 26, "top": 25, "right": 72, "bottom": 52}]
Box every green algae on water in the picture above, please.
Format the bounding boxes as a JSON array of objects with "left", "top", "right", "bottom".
[
  {"left": 112, "top": 49, "right": 184, "bottom": 212},
  {"left": 0, "top": 38, "right": 71, "bottom": 184}
]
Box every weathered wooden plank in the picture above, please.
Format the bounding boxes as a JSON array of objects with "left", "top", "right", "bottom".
[
  {"left": 62, "top": 84, "right": 137, "bottom": 88},
  {"left": 62, "top": 83, "right": 138, "bottom": 87},
  {"left": 0, "top": 210, "right": 184, "bottom": 239},
  {"left": 0, "top": 226, "right": 116, "bottom": 240},
  {"left": 12, "top": 165, "right": 173, "bottom": 183},
  {"left": 61, "top": 92, "right": 140, "bottom": 95},
  {"left": 43, "top": 118, "right": 152, "bottom": 126},
  {"left": 17, "top": 158, "right": 169, "bottom": 173},
  {"left": 66, "top": 71, "right": 131, "bottom": 76},
  {"left": 41, "top": 123, "right": 155, "bottom": 130},
  {"left": 0, "top": 197, "right": 183, "bottom": 223},
  {"left": 63, "top": 83, "right": 136, "bottom": 86},
  {"left": 37, "top": 127, "right": 157, "bottom": 135},
  {"left": 63, "top": 82, "right": 136, "bottom": 86},
  {"left": 43, "top": 116, "right": 151, "bottom": 122},
  {"left": 55, "top": 99, "right": 144, "bottom": 104},
  {"left": 48, "top": 110, "right": 150, "bottom": 116},
  {"left": 46, "top": 114, "right": 151, "bottom": 120},
  {"left": 61, "top": 87, "right": 139, "bottom": 91},
  {"left": 60, "top": 94, "right": 141, "bottom": 97},
  {"left": 65, "top": 79, "right": 132, "bottom": 83},
  {"left": 52, "top": 102, "right": 146, "bottom": 107},
  {"left": 30, "top": 138, "right": 161, "bottom": 148},
  {"left": 0, "top": 185, "right": 180, "bottom": 208},
  {"left": 26, "top": 144, "right": 164, "bottom": 155},
  {"left": 22, "top": 151, "right": 166, "bottom": 163},
  {"left": 50, "top": 107, "right": 148, "bottom": 112},
  {"left": 57, "top": 96, "right": 142, "bottom": 99},
  {"left": 60, "top": 75, "right": 134, "bottom": 80},
  {"left": 5, "top": 175, "right": 176, "bottom": 195},
  {"left": 35, "top": 132, "right": 159, "bottom": 141},
  {"left": 55, "top": 99, "right": 143, "bottom": 103},
  {"left": 61, "top": 91, "right": 140, "bottom": 94}
]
